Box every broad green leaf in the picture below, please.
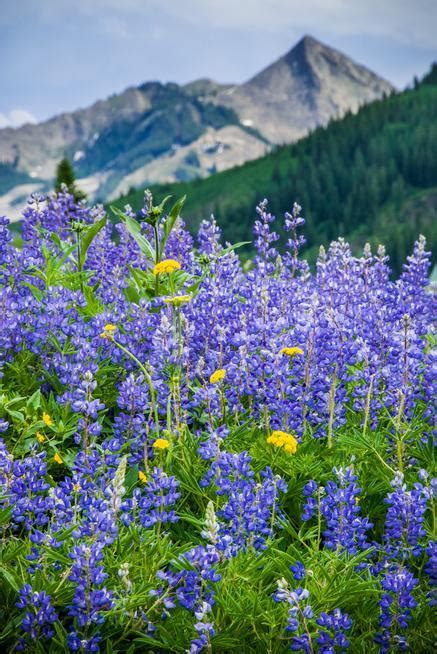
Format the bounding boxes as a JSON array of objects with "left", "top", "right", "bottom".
[
  {"left": 112, "top": 206, "right": 156, "bottom": 262},
  {"left": 160, "top": 194, "right": 186, "bottom": 257},
  {"left": 79, "top": 215, "right": 107, "bottom": 266}
]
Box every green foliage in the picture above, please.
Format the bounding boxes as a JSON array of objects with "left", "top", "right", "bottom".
[{"left": 55, "top": 157, "right": 86, "bottom": 201}]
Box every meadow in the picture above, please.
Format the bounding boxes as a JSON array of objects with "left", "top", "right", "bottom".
[{"left": 0, "top": 189, "right": 435, "bottom": 653}]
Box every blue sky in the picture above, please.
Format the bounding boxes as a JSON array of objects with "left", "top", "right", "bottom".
[{"left": 1, "top": 0, "right": 436, "bottom": 127}]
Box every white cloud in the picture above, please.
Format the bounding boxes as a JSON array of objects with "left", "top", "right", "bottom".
[{"left": 0, "top": 109, "right": 37, "bottom": 128}]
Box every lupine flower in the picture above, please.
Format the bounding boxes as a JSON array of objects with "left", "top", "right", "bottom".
[
  {"left": 125, "top": 467, "right": 180, "bottom": 528},
  {"left": 68, "top": 541, "right": 113, "bottom": 629},
  {"left": 375, "top": 565, "right": 418, "bottom": 653},
  {"left": 16, "top": 584, "right": 58, "bottom": 649},
  {"left": 382, "top": 473, "right": 428, "bottom": 559},
  {"left": 302, "top": 468, "right": 372, "bottom": 554},
  {"left": 316, "top": 608, "right": 352, "bottom": 653}
]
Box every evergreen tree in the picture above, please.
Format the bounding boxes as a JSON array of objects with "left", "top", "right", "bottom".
[{"left": 55, "top": 157, "right": 86, "bottom": 201}]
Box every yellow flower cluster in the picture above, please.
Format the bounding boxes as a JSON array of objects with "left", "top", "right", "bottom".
[
  {"left": 164, "top": 295, "right": 191, "bottom": 306},
  {"left": 152, "top": 438, "right": 170, "bottom": 450},
  {"left": 153, "top": 259, "right": 181, "bottom": 275},
  {"left": 138, "top": 471, "right": 148, "bottom": 483},
  {"left": 53, "top": 453, "right": 63, "bottom": 464},
  {"left": 100, "top": 323, "right": 117, "bottom": 339},
  {"left": 42, "top": 412, "right": 54, "bottom": 427},
  {"left": 36, "top": 432, "right": 45, "bottom": 443},
  {"left": 267, "top": 430, "right": 298, "bottom": 454},
  {"left": 280, "top": 347, "right": 304, "bottom": 357},
  {"left": 210, "top": 369, "right": 226, "bottom": 384}
]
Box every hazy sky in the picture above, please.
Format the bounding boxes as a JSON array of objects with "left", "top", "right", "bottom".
[{"left": 1, "top": 0, "right": 436, "bottom": 127}]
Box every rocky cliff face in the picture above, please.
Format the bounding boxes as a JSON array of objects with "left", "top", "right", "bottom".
[{"left": 0, "top": 35, "right": 395, "bottom": 218}]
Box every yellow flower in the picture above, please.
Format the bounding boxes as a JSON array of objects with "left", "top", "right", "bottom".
[
  {"left": 42, "top": 412, "right": 54, "bottom": 427},
  {"left": 164, "top": 295, "right": 191, "bottom": 306},
  {"left": 280, "top": 347, "right": 304, "bottom": 357},
  {"left": 36, "top": 432, "right": 45, "bottom": 443},
  {"left": 53, "top": 453, "right": 63, "bottom": 464},
  {"left": 73, "top": 482, "right": 81, "bottom": 492},
  {"left": 152, "top": 438, "right": 170, "bottom": 450},
  {"left": 210, "top": 369, "right": 226, "bottom": 384},
  {"left": 267, "top": 430, "right": 298, "bottom": 454},
  {"left": 153, "top": 259, "right": 181, "bottom": 275},
  {"left": 100, "top": 323, "right": 117, "bottom": 339},
  {"left": 138, "top": 471, "right": 148, "bottom": 483}
]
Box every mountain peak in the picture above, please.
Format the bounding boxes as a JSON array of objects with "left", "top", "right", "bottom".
[
  {"left": 216, "top": 35, "right": 395, "bottom": 144},
  {"left": 295, "top": 34, "right": 321, "bottom": 49}
]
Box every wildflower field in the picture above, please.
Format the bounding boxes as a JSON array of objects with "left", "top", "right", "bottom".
[{"left": 0, "top": 190, "right": 435, "bottom": 653}]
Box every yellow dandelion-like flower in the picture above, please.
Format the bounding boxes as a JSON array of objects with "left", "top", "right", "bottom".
[
  {"left": 164, "top": 295, "right": 191, "bottom": 306},
  {"left": 267, "top": 430, "right": 298, "bottom": 454},
  {"left": 153, "top": 259, "right": 181, "bottom": 275},
  {"left": 53, "top": 453, "right": 63, "bottom": 464},
  {"left": 210, "top": 369, "right": 226, "bottom": 384},
  {"left": 73, "top": 482, "right": 81, "bottom": 492},
  {"left": 36, "top": 432, "right": 45, "bottom": 443},
  {"left": 280, "top": 347, "right": 304, "bottom": 357},
  {"left": 138, "top": 471, "right": 148, "bottom": 483},
  {"left": 100, "top": 323, "right": 117, "bottom": 339},
  {"left": 152, "top": 438, "right": 170, "bottom": 450},
  {"left": 42, "top": 412, "right": 53, "bottom": 427}
]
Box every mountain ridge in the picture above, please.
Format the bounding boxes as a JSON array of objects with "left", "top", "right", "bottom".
[{"left": 0, "top": 35, "right": 395, "bottom": 218}]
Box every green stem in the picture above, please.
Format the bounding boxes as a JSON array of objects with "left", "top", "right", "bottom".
[
  {"left": 327, "top": 368, "right": 337, "bottom": 449},
  {"left": 362, "top": 374, "right": 374, "bottom": 437},
  {"left": 112, "top": 339, "right": 160, "bottom": 438},
  {"left": 153, "top": 224, "right": 160, "bottom": 295}
]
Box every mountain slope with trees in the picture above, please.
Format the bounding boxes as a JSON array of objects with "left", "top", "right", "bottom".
[{"left": 112, "top": 65, "right": 437, "bottom": 273}]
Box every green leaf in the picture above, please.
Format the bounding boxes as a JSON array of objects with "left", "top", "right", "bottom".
[
  {"left": 219, "top": 240, "right": 252, "bottom": 256},
  {"left": 0, "top": 566, "right": 20, "bottom": 592},
  {"left": 160, "top": 195, "right": 186, "bottom": 257},
  {"left": 26, "top": 389, "right": 41, "bottom": 411},
  {"left": 112, "top": 207, "right": 156, "bottom": 262},
  {"left": 125, "top": 464, "right": 139, "bottom": 492},
  {"left": 79, "top": 215, "right": 107, "bottom": 264},
  {"left": 22, "top": 282, "right": 43, "bottom": 301}
]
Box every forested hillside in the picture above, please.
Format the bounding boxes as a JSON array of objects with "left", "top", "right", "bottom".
[{"left": 113, "top": 65, "right": 437, "bottom": 272}]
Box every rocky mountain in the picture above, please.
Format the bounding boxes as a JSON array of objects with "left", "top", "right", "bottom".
[
  {"left": 0, "top": 35, "right": 394, "bottom": 218},
  {"left": 215, "top": 35, "right": 395, "bottom": 143}
]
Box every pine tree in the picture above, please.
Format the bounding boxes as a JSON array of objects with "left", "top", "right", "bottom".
[{"left": 55, "top": 157, "right": 86, "bottom": 201}]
